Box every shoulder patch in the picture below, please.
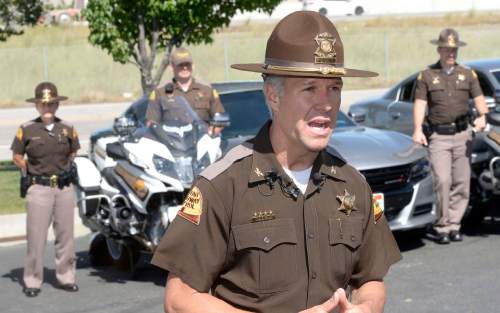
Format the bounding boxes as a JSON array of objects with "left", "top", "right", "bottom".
[
  {"left": 200, "top": 142, "right": 254, "bottom": 180},
  {"left": 212, "top": 89, "right": 219, "bottom": 99},
  {"left": 178, "top": 186, "right": 203, "bottom": 225},
  {"left": 15, "top": 127, "right": 23, "bottom": 141},
  {"left": 149, "top": 90, "right": 156, "bottom": 101},
  {"left": 72, "top": 127, "right": 79, "bottom": 139},
  {"left": 417, "top": 72, "right": 423, "bottom": 80},
  {"left": 471, "top": 70, "right": 478, "bottom": 79},
  {"left": 59, "top": 120, "right": 74, "bottom": 129}
]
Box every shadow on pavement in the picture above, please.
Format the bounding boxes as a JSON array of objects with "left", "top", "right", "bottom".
[
  {"left": 462, "top": 218, "right": 500, "bottom": 237},
  {"left": 2, "top": 267, "right": 65, "bottom": 290},
  {"left": 75, "top": 250, "right": 167, "bottom": 287},
  {"left": 392, "top": 228, "right": 427, "bottom": 252}
]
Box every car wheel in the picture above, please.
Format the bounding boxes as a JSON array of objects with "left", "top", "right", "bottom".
[
  {"left": 319, "top": 8, "right": 327, "bottom": 16},
  {"left": 355, "top": 6, "right": 364, "bottom": 15}
]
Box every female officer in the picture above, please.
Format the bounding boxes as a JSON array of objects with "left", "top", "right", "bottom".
[{"left": 11, "top": 82, "right": 80, "bottom": 297}]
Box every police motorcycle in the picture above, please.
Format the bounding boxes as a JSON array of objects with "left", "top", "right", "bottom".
[
  {"left": 73, "top": 95, "right": 230, "bottom": 271},
  {"left": 464, "top": 105, "right": 500, "bottom": 227}
]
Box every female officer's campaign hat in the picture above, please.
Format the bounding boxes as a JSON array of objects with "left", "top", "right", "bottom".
[
  {"left": 231, "top": 11, "right": 377, "bottom": 78},
  {"left": 26, "top": 81, "right": 68, "bottom": 104},
  {"left": 430, "top": 28, "right": 467, "bottom": 48}
]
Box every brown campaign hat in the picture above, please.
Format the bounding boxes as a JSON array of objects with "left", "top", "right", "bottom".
[
  {"left": 26, "top": 81, "right": 68, "bottom": 104},
  {"left": 171, "top": 47, "right": 193, "bottom": 66},
  {"left": 430, "top": 28, "right": 466, "bottom": 48},
  {"left": 231, "top": 11, "right": 377, "bottom": 78}
]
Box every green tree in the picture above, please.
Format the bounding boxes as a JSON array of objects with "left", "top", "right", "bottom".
[
  {"left": 84, "top": 0, "right": 282, "bottom": 94},
  {"left": 0, "top": 0, "right": 43, "bottom": 41}
]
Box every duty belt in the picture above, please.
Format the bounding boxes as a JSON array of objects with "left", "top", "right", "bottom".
[
  {"left": 430, "top": 115, "right": 469, "bottom": 135},
  {"left": 31, "top": 174, "right": 61, "bottom": 188}
]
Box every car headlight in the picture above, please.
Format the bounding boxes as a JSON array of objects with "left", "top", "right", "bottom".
[
  {"left": 153, "top": 154, "right": 178, "bottom": 179},
  {"left": 410, "top": 158, "right": 430, "bottom": 182}
]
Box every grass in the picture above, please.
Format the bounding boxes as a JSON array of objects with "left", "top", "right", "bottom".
[
  {"left": 0, "top": 11, "right": 499, "bottom": 106},
  {"left": 0, "top": 168, "right": 25, "bottom": 215}
]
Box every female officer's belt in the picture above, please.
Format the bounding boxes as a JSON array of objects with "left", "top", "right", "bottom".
[{"left": 30, "top": 171, "right": 74, "bottom": 188}]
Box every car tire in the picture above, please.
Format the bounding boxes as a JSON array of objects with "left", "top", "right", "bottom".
[
  {"left": 355, "top": 6, "right": 364, "bottom": 15},
  {"left": 319, "top": 8, "right": 327, "bottom": 16}
]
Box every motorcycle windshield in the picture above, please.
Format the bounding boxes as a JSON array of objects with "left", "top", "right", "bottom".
[{"left": 149, "top": 95, "right": 208, "bottom": 157}]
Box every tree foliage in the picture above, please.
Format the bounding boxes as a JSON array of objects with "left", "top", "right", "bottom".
[
  {"left": 84, "top": 0, "right": 282, "bottom": 94},
  {"left": 0, "top": 0, "right": 43, "bottom": 41}
]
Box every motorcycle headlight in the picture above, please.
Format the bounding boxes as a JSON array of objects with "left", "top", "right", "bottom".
[
  {"left": 153, "top": 154, "right": 178, "bottom": 179},
  {"left": 194, "top": 153, "right": 211, "bottom": 176},
  {"left": 174, "top": 157, "right": 194, "bottom": 188},
  {"left": 410, "top": 158, "right": 430, "bottom": 182}
]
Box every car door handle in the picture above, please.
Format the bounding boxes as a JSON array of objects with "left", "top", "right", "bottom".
[{"left": 390, "top": 111, "right": 401, "bottom": 119}]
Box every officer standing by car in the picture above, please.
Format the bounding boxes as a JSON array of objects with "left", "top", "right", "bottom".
[
  {"left": 146, "top": 47, "right": 225, "bottom": 136},
  {"left": 151, "top": 11, "right": 401, "bottom": 313},
  {"left": 11, "top": 82, "right": 80, "bottom": 297},
  {"left": 412, "top": 29, "right": 489, "bottom": 244}
]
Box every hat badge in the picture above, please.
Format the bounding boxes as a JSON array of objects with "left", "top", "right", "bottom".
[
  {"left": 41, "top": 88, "right": 52, "bottom": 104},
  {"left": 447, "top": 34, "right": 456, "bottom": 47},
  {"left": 314, "top": 32, "right": 337, "bottom": 65}
]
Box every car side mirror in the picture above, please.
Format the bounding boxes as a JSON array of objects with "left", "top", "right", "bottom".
[
  {"left": 348, "top": 109, "right": 366, "bottom": 123},
  {"left": 106, "top": 142, "right": 127, "bottom": 160},
  {"left": 210, "top": 112, "right": 231, "bottom": 128}
]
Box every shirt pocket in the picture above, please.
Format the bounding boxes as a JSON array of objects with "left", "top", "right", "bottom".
[
  {"left": 428, "top": 83, "right": 446, "bottom": 102},
  {"left": 328, "top": 216, "right": 364, "bottom": 286},
  {"left": 232, "top": 218, "right": 298, "bottom": 293},
  {"left": 26, "top": 140, "right": 45, "bottom": 159}
]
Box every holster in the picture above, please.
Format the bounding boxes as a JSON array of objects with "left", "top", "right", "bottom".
[
  {"left": 20, "top": 172, "right": 31, "bottom": 198},
  {"left": 422, "top": 121, "right": 433, "bottom": 141}
]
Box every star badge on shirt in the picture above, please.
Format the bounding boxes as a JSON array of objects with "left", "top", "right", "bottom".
[{"left": 337, "top": 189, "right": 357, "bottom": 216}]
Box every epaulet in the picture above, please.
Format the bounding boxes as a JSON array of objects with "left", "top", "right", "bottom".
[
  {"left": 21, "top": 120, "right": 36, "bottom": 128},
  {"left": 325, "top": 145, "right": 347, "bottom": 164},
  {"left": 200, "top": 142, "right": 254, "bottom": 181},
  {"left": 58, "top": 119, "right": 74, "bottom": 129},
  {"left": 459, "top": 64, "right": 472, "bottom": 70}
]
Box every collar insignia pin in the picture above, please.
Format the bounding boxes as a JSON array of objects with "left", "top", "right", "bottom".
[
  {"left": 337, "top": 189, "right": 357, "bottom": 216},
  {"left": 251, "top": 210, "right": 275, "bottom": 223},
  {"left": 254, "top": 168, "right": 264, "bottom": 177}
]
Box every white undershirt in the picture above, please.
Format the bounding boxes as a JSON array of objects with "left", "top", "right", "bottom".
[
  {"left": 282, "top": 166, "right": 312, "bottom": 195},
  {"left": 45, "top": 123, "right": 54, "bottom": 131}
]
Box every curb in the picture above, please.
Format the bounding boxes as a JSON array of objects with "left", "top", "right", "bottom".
[{"left": 0, "top": 207, "right": 91, "bottom": 247}]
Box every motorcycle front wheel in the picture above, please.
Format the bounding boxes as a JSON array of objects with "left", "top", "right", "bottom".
[{"left": 105, "top": 237, "right": 141, "bottom": 273}]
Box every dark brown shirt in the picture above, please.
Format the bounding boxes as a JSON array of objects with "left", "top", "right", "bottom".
[
  {"left": 146, "top": 79, "right": 224, "bottom": 124},
  {"left": 414, "top": 61, "right": 483, "bottom": 124},
  {"left": 151, "top": 122, "right": 401, "bottom": 313},
  {"left": 11, "top": 117, "right": 80, "bottom": 176}
]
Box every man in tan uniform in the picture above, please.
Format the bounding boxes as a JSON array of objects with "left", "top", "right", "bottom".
[
  {"left": 413, "top": 29, "right": 488, "bottom": 244},
  {"left": 146, "top": 47, "right": 225, "bottom": 136},
  {"left": 11, "top": 82, "right": 80, "bottom": 297},
  {"left": 152, "top": 11, "right": 401, "bottom": 313}
]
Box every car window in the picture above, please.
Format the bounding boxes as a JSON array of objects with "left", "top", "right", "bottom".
[
  {"left": 492, "top": 70, "right": 500, "bottom": 86},
  {"left": 399, "top": 78, "right": 416, "bottom": 103},
  {"left": 220, "top": 90, "right": 272, "bottom": 139},
  {"left": 476, "top": 71, "right": 494, "bottom": 97}
]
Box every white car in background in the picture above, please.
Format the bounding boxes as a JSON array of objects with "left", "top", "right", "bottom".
[{"left": 303, "top": 0, "right": 368, "bottom": 16}]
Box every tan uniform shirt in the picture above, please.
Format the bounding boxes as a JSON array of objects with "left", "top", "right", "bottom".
[
  {"left": 11, "top": 117, "right": 80, "bottom": 176},
  {"left": 414, "top": 61, "right": 483, "bottom": 124},
  {"left": 146, "top": 79, "right": 224, "bottom": 124},
  {"left": 152, "top": 122, "right": 401, "bottom": 313}
]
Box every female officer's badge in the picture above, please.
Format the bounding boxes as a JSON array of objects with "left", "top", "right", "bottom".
[{"left": 178, "top": 186, "right": 203, "bottom": 225}]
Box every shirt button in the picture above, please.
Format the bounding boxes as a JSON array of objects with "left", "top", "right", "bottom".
[
  {"left": 311, "top": 272, "right": 317, "bottom": 279},
  {"left": 308, "top": 232, "right": 314, "bottom": 239},
  {"left": 351, "top": 235, "right": 356, "bottom": 241},
  {"left": 263, "top": 236, "right": 270, "bottom": 244}
]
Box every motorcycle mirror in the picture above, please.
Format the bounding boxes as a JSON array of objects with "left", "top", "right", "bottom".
[
  {"left": 106, "top": 142, "right": 128, "bottom": 160},
  {"left": 210, "top": 112, "right": 231, "bottom": 128},
  {"left": 113, "top": 116, "right": 138, "bottom": 136}
]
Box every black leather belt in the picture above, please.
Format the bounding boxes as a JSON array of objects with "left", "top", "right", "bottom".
[
  {"left": 31, "top": 175, "right": 60, "bottom": 188},
  {"left": 430, "top": 116, "right": 469, "bottom": 135}
]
